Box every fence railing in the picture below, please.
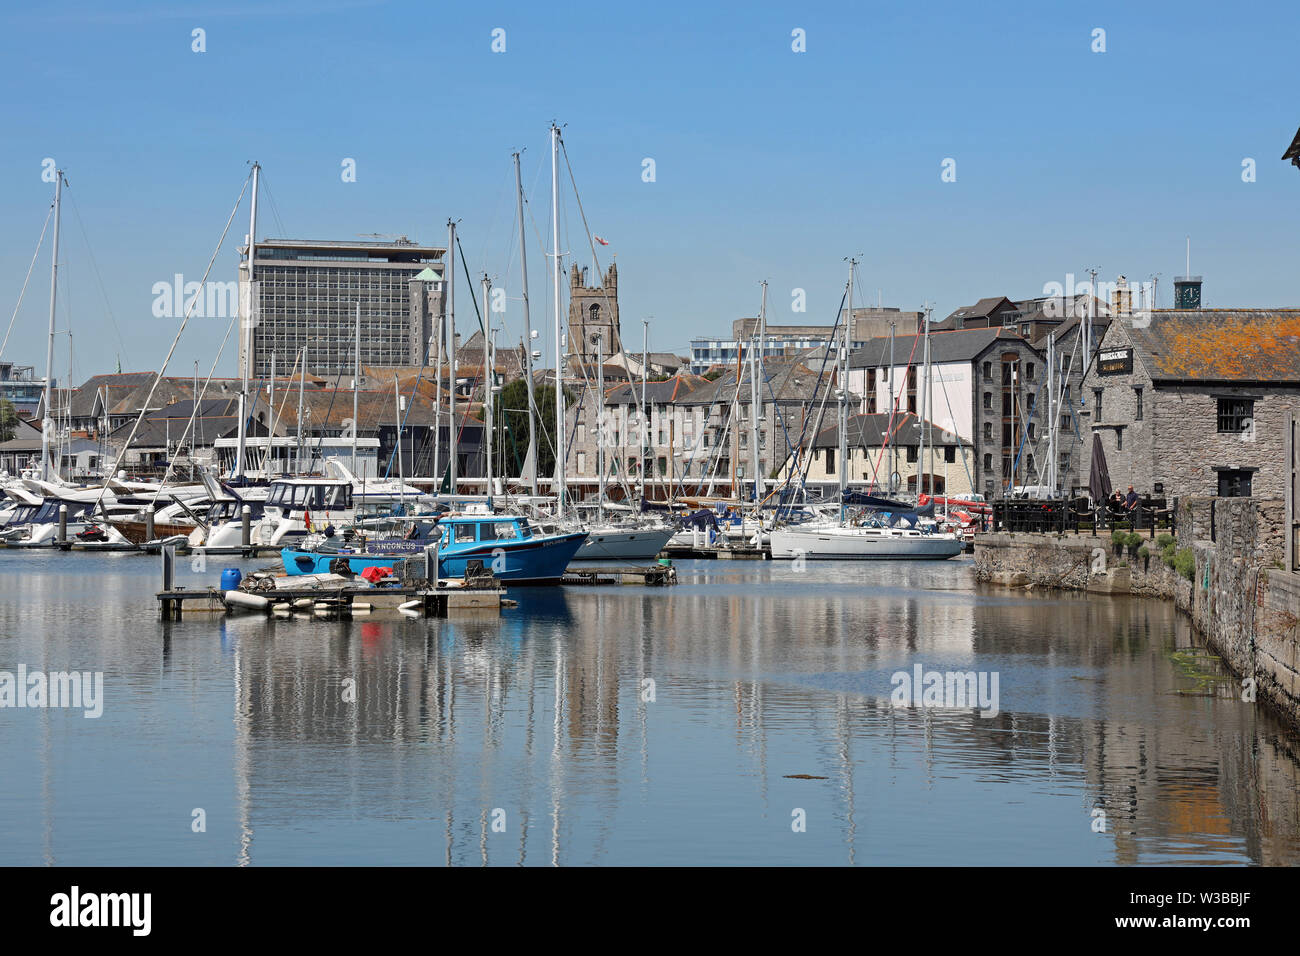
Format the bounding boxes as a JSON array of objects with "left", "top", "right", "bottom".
[{"left": 988, "top": 496, "right": 1175, "bottom": 536}]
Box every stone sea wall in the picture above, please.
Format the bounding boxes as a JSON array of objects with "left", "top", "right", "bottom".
[{"left": 975, "top": 497, "right": 1300, "bottom": 729}]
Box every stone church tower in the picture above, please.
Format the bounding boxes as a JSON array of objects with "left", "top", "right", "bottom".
[{"left": 567, "top": 261, "right": 622, "bottom": 363}]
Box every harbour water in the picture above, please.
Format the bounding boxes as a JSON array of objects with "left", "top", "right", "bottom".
[{"left": 1, "top": 550, "right": 1298, "bottom": 866}]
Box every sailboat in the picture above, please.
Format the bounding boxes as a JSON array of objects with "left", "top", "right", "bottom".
[{"left": 770, "top": 262, "right": 962, "bottom": 561}]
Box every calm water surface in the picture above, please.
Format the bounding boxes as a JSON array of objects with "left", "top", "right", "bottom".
[{"left": 1, "top": 550, "right": 1298, "bottom": 865}]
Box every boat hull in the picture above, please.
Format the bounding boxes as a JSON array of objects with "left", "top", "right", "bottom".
[
  {"left": 281, "top": 531, "right": 589, "bottom": 584},
  {"left": 770, "top": 526, "right": 964, "bottom": 560},
  {"left": 573, "top": 526, "right": 675, "bottom": 561},
  {"left": 109, "top": 519, "right": 194, "bottom": 546}
]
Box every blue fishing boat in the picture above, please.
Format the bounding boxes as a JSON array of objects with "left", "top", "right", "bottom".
[{"left": 280, "top": 513, "right": 587, "bottom": 584}]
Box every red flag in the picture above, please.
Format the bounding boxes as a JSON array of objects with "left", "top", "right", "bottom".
[
  {"left": 595, "top": 236, "right": 609, "bottom": 246},
  {"left": 304, "top": 510, "right": 312, "bottom": 531}
]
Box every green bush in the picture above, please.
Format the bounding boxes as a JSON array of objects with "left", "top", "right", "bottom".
[
  {"left": 1124, "top": 532, "right": 1143, "bottom": 548},
  {"left": 1111, "top": 529, "right": 1127, "bottom": 544},
  {"left": 1160, "top": 542, "right": 1177, "bottom": 568},
  {"left": 1174, "top": 547, "right": 1196, "bottom": 581},
  {"left": 1138, "top": 545, "right": 1150, "bottom": 559},
  {"left": 1155, "top": 533, "right": 1174, "bottom": 550}
]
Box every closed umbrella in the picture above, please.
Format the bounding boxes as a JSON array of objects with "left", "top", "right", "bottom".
[{"left": 1088, "top": 431, "right": 1112, "bottom": 504}]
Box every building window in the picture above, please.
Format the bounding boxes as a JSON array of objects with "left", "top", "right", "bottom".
[
  {"left": 1134, "top": 386, "right": 1143, "bottom": 421},
  {"left": 1217, "top": 398, "right": 1253, "bottom": 434},
  {"left": 825, "top": 448, "right": 836, "bottom": 475},
  {"left": 1093, "top": 388, "right": 1103, "bottom": 420},
  {"left": 983, "top": 422, "right": 992, "bottom": 441},
  {"left": 983, "top": 392, "right": 992, "bottom": 410},
  {"left": 982, "top": 361, "right": 992, "bottom": 382},
  {"left": 1116, "top": 428, "right": 1122, "bottom": 451},
  {"left": 576, "top": 451, "right": 586, "bottom": 474},
  {"left": 943, "top": 446, "right": 956, "bottom": 463},
  {"left": 1217, "top": 469, "right": 1252, "bottom": 497},
  {"left": 983, "top": 453, "right": 992, "bottom": 472},
  {"left": 1025, "top": 362, "right": 1035, "bottom": 381},
  {"left": 906, "top": 446, "right": 918, "bottom": 463}
]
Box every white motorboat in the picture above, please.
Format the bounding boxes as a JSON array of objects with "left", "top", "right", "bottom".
[{"left": 573, "top": 522, "right": 676, "bottom": 561}]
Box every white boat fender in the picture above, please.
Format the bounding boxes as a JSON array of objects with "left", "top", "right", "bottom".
[
  {"left": 224, "top": 590, "right": 269, "bottom": 610},
  {"left": 352, "top": 603, "right": 372, "bottom": 613},
  {"left": 398, "top": 600, "right": 422, "bottom": 611}
]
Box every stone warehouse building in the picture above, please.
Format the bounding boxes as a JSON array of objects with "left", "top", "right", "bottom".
[{"left": 1078, "top": 309, "right": 1300, "bottom": 499}]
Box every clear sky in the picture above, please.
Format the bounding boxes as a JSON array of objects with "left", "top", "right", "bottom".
[{"left": 1, "top": 0, "right": 1297, "bottom": 385}]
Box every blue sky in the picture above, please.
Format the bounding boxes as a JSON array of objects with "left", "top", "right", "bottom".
[{"left": 1, "top": 0, "right": 1297, "bottom": 383}]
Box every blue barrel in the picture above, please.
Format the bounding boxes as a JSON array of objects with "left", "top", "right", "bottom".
[{"left": 220, "top": 568, "right": 242, "bottom": 592}]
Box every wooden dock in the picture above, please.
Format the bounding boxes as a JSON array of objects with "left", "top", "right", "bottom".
[
  {"left": 559, "top": 564, "right": 677, "bottom": 586},
  {"left": 661, "top": 544, "right": 769, "bottom": 560},
  {"left": 157, "top": 582, "right": 503, "bottom": 620}
]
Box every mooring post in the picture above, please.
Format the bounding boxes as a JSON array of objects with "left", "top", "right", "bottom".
[
  {"left": 241, "top": 505, "right": 251, "bottom": 549},
  {"left": 146, "top": 502, "right": 156, "bottom": 542},
  {"left": 58, "top": 504, "right": 67, "bottom": 545},
  {"left": 426, "top": 544, "right": 440, "bottom": 590},
  {"left": 162, "top": 542, "right": 174, "bottom": 592}
]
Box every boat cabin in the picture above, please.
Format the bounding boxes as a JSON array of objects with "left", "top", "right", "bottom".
[{"left": 264, "top": 480, "right": 354, "bottom": 514}]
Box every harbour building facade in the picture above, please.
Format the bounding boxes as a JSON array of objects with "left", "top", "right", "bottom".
[{"left": 238, "top": 238, "right": 447, "bottom": 381}]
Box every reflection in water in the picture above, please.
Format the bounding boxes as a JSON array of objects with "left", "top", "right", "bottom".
[{"left": 0, "top": 552, "right": 1297, "bottom": 865}]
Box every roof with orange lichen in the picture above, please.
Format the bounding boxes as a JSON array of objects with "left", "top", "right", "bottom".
[{"left": 1131, "top": 310, "right": 1300, "bottom": 384}]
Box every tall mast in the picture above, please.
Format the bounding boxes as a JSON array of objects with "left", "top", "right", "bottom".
[
  {"left": 640, "top": 318, "right": 648, "bottom": 502},
  {"left": 296, "top": 345, "right": 306, "bottom": 474},
  {"left": 394, "top": 374, "right": 404, "bottom": 494},
  {"left": 352, "top": 301, "right": 360, "bottom": 476},
  {"left": 482, "top": 273, "right": 493, "bottom": 498},
  {"left": 1046, "top": 332, "right": 1056, "bottom": 494},
  {"left": 750, "top": 282, "right": 766, "bottom": 503},
  {"left": 922, "top": 304, "right": 933, "bottom": 497},
  {"left": 433, "top": 265, "right": 443, "bottom": 485},
  {"left": 888, "top": 316, "right": 896, "bottom": 487},
  {"left": 551, "top": 123, "right": 565, "bottom": 516},
  {"left": 446, "top": 219, "right": 458, "bottom": 493},
  {"left": 266, "top": 351, "right": 275, "bottom": 476},
  {"left": 236, "top": 162, "right": 259, "bottom": 480},
  {"left": 596, "top": 331, "right": 604, "bottom": 524},
  {"left": 41, "top": 169, "right": 63, "bottom": 482},
  {"left": 838, "top": 261, "right": 853, "bottom": 514},
  {"left": 513, "top": 151, "right": 539, "bottom": 496}
]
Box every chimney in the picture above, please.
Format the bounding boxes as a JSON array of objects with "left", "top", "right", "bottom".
[{"left": 1111, "top": 276, "right": 1132, "bottom": 316}]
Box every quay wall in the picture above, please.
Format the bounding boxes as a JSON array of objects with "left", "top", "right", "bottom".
[{"left": 975, "top": 497, "right": 1300, "bottom": 729}]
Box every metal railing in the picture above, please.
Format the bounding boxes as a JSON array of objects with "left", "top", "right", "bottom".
[{"left": 989, "top": 496, "right": 1175, "bottom": 536}]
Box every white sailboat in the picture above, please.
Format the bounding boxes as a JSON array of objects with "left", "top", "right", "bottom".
[{"left": 770, "top": 261, "right": 962, "bottom": 561}]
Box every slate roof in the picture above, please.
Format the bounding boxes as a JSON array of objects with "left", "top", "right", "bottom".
[
  {"left": 679, "top": 358, "right": 853, "bottom": 406},
  {"left": 603, "top": 374, "right": 709, "bottom": 405},
  {"left": 809, "top": 412, "right": 971, "bottom": 449},
  {"left": 1128, "top": 310, "right": 1300, "bottom": 385},
  {"left": 849, "top": 327, "right": 1031, "bottom": 368}
]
